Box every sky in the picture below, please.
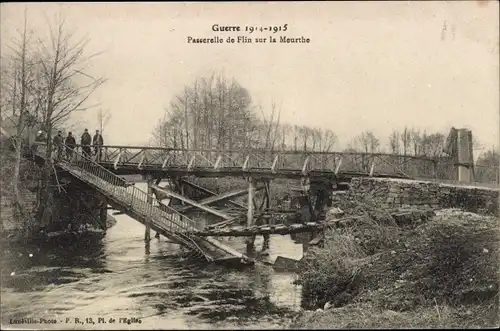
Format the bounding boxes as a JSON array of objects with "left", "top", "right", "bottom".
[{"left": 1, "top": 1, "right": 499, "bottom": 153}]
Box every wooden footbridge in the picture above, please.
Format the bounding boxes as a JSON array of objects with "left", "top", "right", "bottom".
[
  {"left": 83, "top": 145, "right": 448, "bottom": 180},
  {"left": 31, "top": 142, "right": 462, "bottom": 265}
]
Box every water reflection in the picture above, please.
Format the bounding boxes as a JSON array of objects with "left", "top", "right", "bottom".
[{"left": 1, "top": 183, "right": 302, "bottom": 329}]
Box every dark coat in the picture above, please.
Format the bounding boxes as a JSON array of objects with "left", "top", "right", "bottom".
[
  {"left": 92, "top": 134, "right": 104, "bottom": 146},
  {"left": 53, "top": 135, "right": 63, "bottom": 146},
  {"left": 65, "top": 135, "right": 76, "bottom": 147},
  {"left": 81, "top": 132, "right": 91, "bottom": 145}
]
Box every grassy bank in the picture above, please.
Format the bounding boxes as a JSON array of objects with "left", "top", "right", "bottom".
[{"left": 291, "top": 207, "right": 499, "bottom": 328}]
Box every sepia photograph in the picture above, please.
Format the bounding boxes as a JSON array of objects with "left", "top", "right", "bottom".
[{"left": 1, "top": 1, "right": 499, "bottom": 329}]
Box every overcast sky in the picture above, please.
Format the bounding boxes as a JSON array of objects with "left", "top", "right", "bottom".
[{"left": 1, "top": 1, "right": 498, "bottom": 153}]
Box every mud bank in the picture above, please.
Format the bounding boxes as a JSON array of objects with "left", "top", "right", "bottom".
[{"left": 290, "top": 208, "right": 499, "bottom": 329}]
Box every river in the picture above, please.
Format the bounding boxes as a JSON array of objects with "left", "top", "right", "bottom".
[{"left": 1, "top": 183, "right": 303, "bottom": 330}]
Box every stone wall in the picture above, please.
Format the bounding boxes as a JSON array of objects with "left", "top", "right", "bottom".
[
  {"left": 0, "top": 187, "right": 38, "bottom": 233},
  {"left": 439, "top": 184, "right": 498, "bottom": 216},
  {"left": 0, "top": 152, "right": 40, "bottom": 234},
  {"left": 334, "top": 177, "right": 498, "bottom": 216},
  {"left": 1, "top": 156, "right": 109, "bottom": 237}
]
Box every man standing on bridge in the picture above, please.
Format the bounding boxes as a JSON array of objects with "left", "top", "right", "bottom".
[
  {"left": 52, "top": 131, "right": 63, "bottom": 161},
  {"left": 65, "top": 132, "right": 76, "bottom": 160},
  {"left": 92, "top": 130, "right": 104, "bottom": 161},
  {"left": 81, "top": 129, "right": 92, "bottom": 158}
]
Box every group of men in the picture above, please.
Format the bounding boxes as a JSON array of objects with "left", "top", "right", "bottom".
[{"left": 52, "top": 129, "right": 105, "bottom": 161}]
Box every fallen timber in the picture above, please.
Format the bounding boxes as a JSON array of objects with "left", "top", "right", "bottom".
[
  {"left": 176, "top": 186, "right": 264, "bottom": 213},
  {"left": 191, "top": 221, "right": 328, "bottom": 237},
  {"left": 32, "top": 143, "right": 257, "bottom": 265},
  {"left": 180, "top": 179, "right": 248, "bottom": 210},
  {"left": 191, "top": 208, "right": 437, "bottom": 237},
  {"left": 150, "top": 185, "right": 237, "bottom": 221}
]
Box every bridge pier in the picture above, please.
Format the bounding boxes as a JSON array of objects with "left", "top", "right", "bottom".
[
  {"left": 456, "top": 128, "right": 473, "bottom": 183},
  {"left": 261, "top": 180, "right": 271, "bottom": 252},
  {"left": 246, "top": 177, "right": 255, "bottom": 253},
  {"left": 145, "top": 177, "right": 153, "bottom": 242},
  {"left": 245, "top": 178, "right": 272, "bottom": 254}
]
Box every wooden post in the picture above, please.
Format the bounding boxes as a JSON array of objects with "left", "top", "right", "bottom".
[
  {"left": 457, "top": 129, "right": 473, "bottom": 183},
  {"left": 247, "top": 177, "right": 254, "bottom": 227},
  {"left": 246, "top": 177, "right": 255, "bottom": 252},
  {"left": 180, "top": 178, "right": 185, "bottom": 206},
  {"left": 154, "top": 177, "right": 162, "bottom": 239},
  {"left": 262, "top": 180, "right": 271, "bottom": 251},
  {"left": 145, "top": 178, "right": 153, "bottom": 242}
]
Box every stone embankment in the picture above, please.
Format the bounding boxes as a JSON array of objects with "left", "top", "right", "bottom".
[{"left": 333, "top": 177, "right": 498, "bottom": 216}]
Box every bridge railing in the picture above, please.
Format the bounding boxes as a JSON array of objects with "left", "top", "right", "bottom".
[
  {"left": 51, "top": 144, "right": 497, "bottom": 183},
  {"left": 84, "top": 144, "right": 446, "bottom": 179},
  {"left": 35, "top": 143, "right": 200, "bottom": 236}
]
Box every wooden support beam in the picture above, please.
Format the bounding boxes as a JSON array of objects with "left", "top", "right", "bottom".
[
  {"left": 262, "top": 180, "right": 271, "bottom": 250},
  {"left": 138, "top": 151, "right": 145, "bottom": 170},
  {"left": 180, "top": 179, "right": 247, "bottom": 210},
  {"left": 195, "top": 221, "right": 324, "bottom": 237},
  {"left": 242, "top": 155, "right": 250, "bottom": 171},
  {"left": 145, "top": 179, "right": 153, "bottom": 241},
  {"left": 335, "top": 156, "right": 343, "bottom": 174},
  {"left": 150, "top": 185, "right": 234, "bottom": 221},
  {"left": 214, "top": 155, "right": 222, "bottom": 169},
  {"left": 203, "top": 237, "right": 254, "bottom": 263},
  {"left": 302, "top": 155, "right": 310, "bottom": 175},
  {"left": 114, "top": 149, "right": 123, "bottom": 170},
  {"left": 206, "top": 217, "right": 241, "bottom": 229},
  {"left": 369, "top": 160, "right": 375, "bottom": 177},
  {"left": 271, "top": 155, "right": 279, "bottom": 173},
  {"left": 247, "top": 178, "right": 254, "bottom": 227},
  {"left": 179, "top": 178, "right": 185, "bottom": 206},
  {"left": 187, "top": 155, "right": 196, "bottom": 170},
  {"left": 162, "top": 155, "right": 171, "bottom": 169},
  {"left": 246, "top": 177, "right": 255, "bottom": 250},
  {"left": 177, "top": 186, "right": 264, "bottom": 213}
]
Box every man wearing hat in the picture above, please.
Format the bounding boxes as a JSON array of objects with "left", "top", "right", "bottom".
[
  {"left": 92, "top": 130, "right": 104, "bottom": 161},
  {"left": 81, "top": 129, "right": 92, "bottom": 158}
]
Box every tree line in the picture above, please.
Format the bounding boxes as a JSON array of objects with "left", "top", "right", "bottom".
[
  {"left": 149, "top": 72, "right": 451, "bottom": 157},
  {"left": 1, "top": 9, "right": 496, "bottom": 231},
  {"left": 151, "top": 73, "right": 498, "bottom": 183}
]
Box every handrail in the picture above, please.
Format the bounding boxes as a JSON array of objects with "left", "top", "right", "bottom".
[
  {"left": 64, "top": 144, "right": 443, "bottom": 162},
  {"left": 37, "top": 143, "right": 199, "bottom": 234}
]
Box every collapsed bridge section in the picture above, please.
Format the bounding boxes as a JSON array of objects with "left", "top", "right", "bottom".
[{"left": 37, "top": 145, "right": 255, "bottom": 265}]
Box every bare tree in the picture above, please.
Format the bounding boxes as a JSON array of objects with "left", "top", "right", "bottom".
[
  {"left": 388, "top": 130, "right": 400, "bottom": 154},
  {"left": 354, "top": 131, "right": 380, "bottom": 153},
  {"left": 153, "top": 72, "right": 253, "bottom": 150},
  {"left": 34, "top": 15, "right": 106, "bottom": 225},
  {"left": 421, "top": 132, "right": 446, "bottom": 158},
  {"left": 258, "top": 101, "right": 282, "bottom": 151},
  {"left": 410, "top": 128, "right": 421, "bottom": 156},
  {"left": 96, "top": 108, "right": 111, "bottom": 134},
  {"left": 0, "top": 8, "right": 34, "bottom": 222},
  {"left": 151, "top": 73, "right": 341, "bottom": 154},
  {"left": 475, "top": 147, "right": 499, "bottom": 183},
  {"left": 35, "top": 16, "right": 106, "bottom": 142},
  {"left": 401, "top": 127, "right": 411, "bottom": 156}
]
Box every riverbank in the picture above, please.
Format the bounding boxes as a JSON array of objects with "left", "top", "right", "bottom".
[
  {"left": 290, "top": 208, "right": 499, "bottom": 328},
  {"left": 1, "top": 210, "right": 302, "bottom": 329},
  {"left": 1, "top": 214, "right": 117, "bottom": 245},
  {"left": 0, "top": 148, "right": 40, "bottom": 237},
  {"left": 1, "top": 146, "right": 118, "bottom": 241}
]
